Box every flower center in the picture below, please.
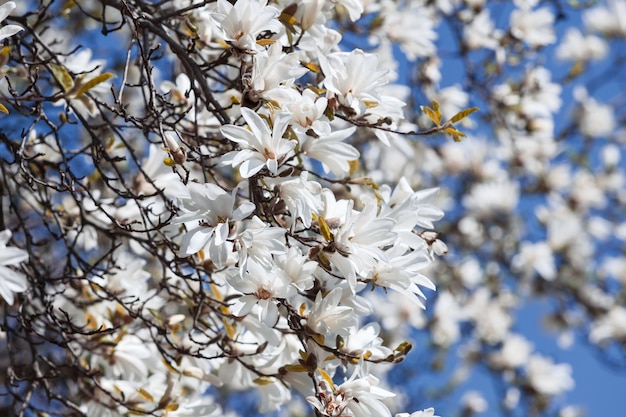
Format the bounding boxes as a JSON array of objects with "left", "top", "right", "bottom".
[
  {"left": 257, "top": 288, "right": 272, "bottom": 300},
  {"left": 264, "top": 147, "right": 276, "bottom": 159}
]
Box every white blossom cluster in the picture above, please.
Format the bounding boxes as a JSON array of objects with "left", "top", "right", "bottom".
[{"left": 0, "top": 0, "right": 625, "bottom": 416}]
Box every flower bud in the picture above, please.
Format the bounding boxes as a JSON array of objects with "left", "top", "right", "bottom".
[{"left": 164, "top": 131, "right": 186, "bottom": 164}]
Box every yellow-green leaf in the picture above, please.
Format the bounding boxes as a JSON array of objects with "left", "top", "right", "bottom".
[
  {"left": 164, "top": 403, "right": 179, "bottom": 412},
  {"left": 348, "top": 159, "right": 359, "bottom": 175},
  {"left": 279, "top": 13, "right": 297, "bottom": 26},
  {"left": 61, "top": 0, "right": 76, "bottom": 13},
  {"left": 283, "top": 364, "right": 308, "bottom": 373},
  {"left": 49, "top": 64, "right": 74, "bottom": 92},
  {"left": 253, "top": 376, "right": 275, "bottom": 386},
  {"left": 74, "top": 73, "right": 116, "bottom": 98},
  {"left": 449, "top": 107, "right": 479, "bottom": 124},
  {"left": 312, "top": 333, "right": 325, "bottom": 345},
  {"left": 312, "top": 214, "right": 333, "bottom": 242},
  {"left": 223, "top": 317, "right": 236, "bottom": 339},
  {"left": 137, "top": 388, "right": 155, "bottom": 402},
  {"left": 161, "top": 358, "right": 178, "bottom": 373},
  {"left": 0, "top": 103, "right": 8, "bottom": 114},
  {"left": 316, "top": 251, "right": 331, "bottom": 271},
  {"left": 444, "top": 127, "right": 467, "bottom": 138},
  {"left": 421, "top": 105, "right": 440, "bottom": 126},
  {"left": 256, "top": 38, "right": 277, "bottom": 47},
  {"left": 395, "top": 341, "right": 412, "bottom": 354},
  {"left": 336, "top": 335, "right": 345, "bottom": 349},
  {"left": 318, "top": 368, "right": 335, "bottom": 390},
  {"left": 431, "top": 100, "right": 441, "bottom": 122},
  {"left": 301, "top": 61, "right": 321, "bottom": 73},
  {"left": 0, "top": 46, "right": 12, "bottom": 58},
  {"left": 0, "top": 46, "right": 11, "bottom": 66}
]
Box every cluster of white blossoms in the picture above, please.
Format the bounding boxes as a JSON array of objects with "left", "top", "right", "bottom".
[
  {"left": 1, "top": 0, "right": 626, "bottom": 416},
  {"left": 2, "top": 0, "right": 449, "bottom": 416}
]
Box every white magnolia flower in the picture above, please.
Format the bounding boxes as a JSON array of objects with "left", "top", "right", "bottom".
[
  {"left": 520, "top": 67, "right": 562, "bottom": 118},
  {"left": 320, "top": 49, "right": 389, "bottom": 115},
  {"left": 249, "top": 44, "right": 308, "bottom": 101},
  {"left": 463, "top": 9, "right": 502, "bottom": 52},
  {"left": 432, "top": 291, "right": 463, "bottom": 347},
  {"left": 102, "top": 334, "right": 152, "bottom": 381},
  {"left": 0, "top": 229, "right": 29, "bottom": 305},
  {"left": 212, "top": 0, "right": 281, "bottom": 52},
  {"left": 490, "top": 333, "right": 533, "bottom": 369},
  {"left": 0, "top": 2, "right": 23, "bottom": 42},
  {"left": 340, "top": 322, "right": 392, "bottom": 361},
  {"left": 228, "top": 259, "right": 296, "bottom": 325},
  {"left": 526, "top": 354, "right": 574, "bottom": 396},
  {"left": 396, "top": 407, "right": 440, "bottom": 417},
  {"left": 308, "top": 287, "right": 356, "bottom": 336},
  {"left": 221, "top": 108, "right": 296, "bottom": 177},
  {"left": 463, "top": 179, "right": 520, "bottom": 217},
  {"left": 300, "top": 126, "right": 359, "bottom": 177},
  {"left": 160, "top": 73, "right": 194, "bottom": 107},
  {"left": 297, "top": 0, "right": 325, "bottom": 30},
  {"left": 583, "top": 0, "right": 626, "bottom": 37},
  {"left": 283, "top": 88, "right": 331, "bottom": 136},
  {"left": 175, "top": 182, "right": 255, "bottom": 259},
  {"left": 573, "top": 87, "right": 615, "bottom": 138},
  {"left": 307, "top": 374, "right": 394, "bottom": 417},
  {"left": 556, "top": 28, "right": 608, "bottom": 62},
  {"left": 510, "top": 3, "right": 555, "bottom": 47},
  {"left": 55, "top": 48, "right": 110, "bottom": 117},
  {"left": 334, "top": 0, "right": 364, "bottom": 21},
  {"left": 277, "top": 171, "right": 323, "bottom": 228},
  {"left": 167, "top": 399, "right": 220, "bottom": 417},
  {"left": 512, "top": 241, "right": 556, "bottom": 281},
  {"left": 384, "top": 179, "right": 444, "bottom": 246},
  {"left": 461, "top": 391, "right": 488, "bottom": 414},
  {"left": 380, "top": 4, "right": 437, "bottom": 60},
  {"left": 326, "top": 198, "right": 397, "bottom": 292},
  {"left": 370, "top": 245, "right": 434, "bottom": 308},
  {"left": 589, "top": 306, "right": 626, "bottom": 344},
  {"left": 465, "top": 288, "right": 512, "bottom": 344},
  {"left": 236, "top": 216, "right": 287, "bottom": 267},
  {"left": 274, "top": 246, "right": 317, "bottom": 291},
  {"left": 258, "top": 378, "right": 292, "bottom": 413}
]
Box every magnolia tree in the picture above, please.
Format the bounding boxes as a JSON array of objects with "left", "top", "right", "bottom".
[{"left": 0, "top": 0, "right": 624, "bottom": 416}]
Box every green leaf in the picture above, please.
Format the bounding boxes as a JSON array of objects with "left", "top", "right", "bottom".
[{"left": 449, "top": 107, "right": 479, "bottom": 124}]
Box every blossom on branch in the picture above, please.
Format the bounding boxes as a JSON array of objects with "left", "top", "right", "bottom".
[
  {"left": 0, "top": 2, "right": 22, "bottom": 42},
  {"left": 0, "top": 230, "right": 28, "bottom": 306}
]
